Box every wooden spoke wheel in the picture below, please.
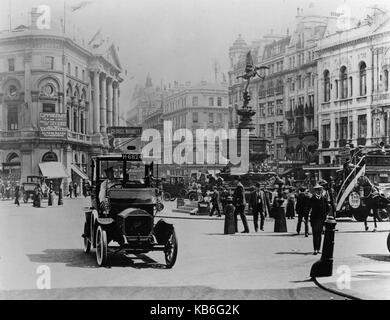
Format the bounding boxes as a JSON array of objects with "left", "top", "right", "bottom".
[
  {"left": 163, "top": 192, "right": 171, "bottom": 202},
  {"left": 83, "top": 222, "right": 91, "bottom": 253},
  {"left": 164, "top": 230, "right": 178, "bottom": 269},
  {"left": 95, "top": 226, "right": 108, "bottom": 267}
]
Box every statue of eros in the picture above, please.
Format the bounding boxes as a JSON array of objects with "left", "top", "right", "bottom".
[{"left": 236, "top": 51, "right": 269, "bottom": 108}]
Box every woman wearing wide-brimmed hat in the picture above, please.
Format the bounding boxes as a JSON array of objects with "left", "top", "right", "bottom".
[{"left": 224, "top": 196, "right": 236, "bottom": 235}]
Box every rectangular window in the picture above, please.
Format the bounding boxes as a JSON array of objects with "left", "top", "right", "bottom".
[
  {"left": 193, "top": 112, "right": 198, "bottom": 123},
  {"left": 7, "top": 106, "right": 18, "bottom": 130},
  {"left": 192, "top": 96, "right": 198, "bottom": 106},
  {"left": 209, "top": 97, "right": 214, "bottom": 106},
  {"left": 259, "top": 125, "right": 266, "bottom": 137},
  {"left": 209, "top": 113, "right": 214, "bottom": 124},
  {"left": 217, "top": 113, "right": 222, "bottom": 123},
  {"left": 267, "top": 123, "right": 275, "bottom": 138},
  {"left": 277, "top": 143, "right": 284, "bottom": 160},
  {"left": 217, "top": 97, "right": 222, "bottom": 106},
  {"left": 276, "top": 100, "right": 283, "bottom": 115},
  {"left": 45, "top": 56, "right": 54, "bottom": 69},
  {"left": 276, "top": 121, "right": 284, "bottom": 136},
  {"left": 42, "top": 103, "right": 55, "bottom": 113},
  {"left": 358, "top": 115, "right": 367, "bottom": 137},
  {"left": 267, "top": 102, "right": 274, "bottom": 116},
  {"left": 259, "top": 103, "right": 266, "bottom": 117},
  {"left": 8, "top": 58, "right": 15, "bottom": 72}
]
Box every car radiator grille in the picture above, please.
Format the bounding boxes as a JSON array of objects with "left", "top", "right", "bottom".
[{"left": 118, "top": 215, "right": 153, "bottom": 237}]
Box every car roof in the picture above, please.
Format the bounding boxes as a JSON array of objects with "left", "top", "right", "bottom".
[{"left": 92, "top": 154, "right": 159, "bottom": 163}]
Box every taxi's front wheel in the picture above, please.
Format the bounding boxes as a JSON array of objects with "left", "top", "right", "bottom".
[{"left": 96, "top": 226, "right": 108, "bottom": 267}]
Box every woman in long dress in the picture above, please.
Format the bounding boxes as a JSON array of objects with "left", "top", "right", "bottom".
[{"left": 224, "top": 196, "right": 236, "bottom": 234}]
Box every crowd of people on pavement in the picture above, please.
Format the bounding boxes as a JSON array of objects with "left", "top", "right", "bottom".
[{"left": 195, "top": 174, "right": 338, "bottom": 255}]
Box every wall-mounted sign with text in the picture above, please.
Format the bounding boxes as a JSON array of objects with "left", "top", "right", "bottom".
[{"left": 39, "top": 113, "right": 67, "bottom": 138}]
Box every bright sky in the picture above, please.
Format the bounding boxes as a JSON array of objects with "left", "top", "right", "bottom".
[{"left": 0, "top": 0, "right": 389, "bottom": 114}]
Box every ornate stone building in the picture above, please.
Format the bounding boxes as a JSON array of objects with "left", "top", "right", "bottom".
[
  {"left": 126, "top": 75, "right": 165, "bottom": 126},
  {"left": 161, "top": 81, "right": 229, "bottom": 176},
  {"left": 281, "top": 9, "right": 331, "bottom": 178},
  {"left": 313, "top": 8, "right": 390, "bottom": 182},
  {"left": 0, "top": 8, "right": 123, "bottom": 190}
]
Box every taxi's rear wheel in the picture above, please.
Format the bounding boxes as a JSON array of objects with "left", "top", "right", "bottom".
[
  {"left": 96, "top": 226, "right": 108, "bottom": 267},
  {"left": 164, "top": 230, "right": 178, "bottom": 269},
  {"left": 83, "top": 222, "right": 91, "bottom": 253}
]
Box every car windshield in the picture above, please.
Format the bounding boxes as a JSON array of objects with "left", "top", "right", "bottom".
[
  {"left": 100, "top": 161, "right": 124, "bottom": 180},
  {"left": 98, "top": 160, "right": 146, "bottom": 184},
  {"left": 126, "top": 162, "right": 145, "bottom": 183}
]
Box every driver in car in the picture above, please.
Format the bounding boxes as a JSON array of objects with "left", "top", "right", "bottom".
[{"left": 99, "top": 167, "right": 117, "bottom": 206}]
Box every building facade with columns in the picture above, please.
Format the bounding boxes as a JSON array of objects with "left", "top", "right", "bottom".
[
  {"left": 314, "top": 8, "right": 390, "bottom": 182},
  {"left": 0, "top": 10, "right": 122, "bottom": 190},
  {"left": 160, "top": 81, "right": 229, "bottom": 177},
  {"left": 281, "top": 11, "right": 331, "bottom": 178}
]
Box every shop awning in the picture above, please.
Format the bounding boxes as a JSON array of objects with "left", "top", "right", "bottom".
[
  {"left": 71, "top": 164, "right": 89, "bottom": 180},
  {"left": 39, "top": 162, "right": 68, "bottom": 179}
]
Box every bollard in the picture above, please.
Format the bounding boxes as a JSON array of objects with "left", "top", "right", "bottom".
[
  {"left": 310, "top": 216, "right": 337, "bottom": 278},
  {"left": 48, "top": 191, "right": 53, "bottom": 206},
  {"left": 58, "top": 187, "right": 63, "bottom": 206}
]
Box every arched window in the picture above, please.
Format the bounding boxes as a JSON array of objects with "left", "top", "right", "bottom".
[
  {"left": 359, "top": 62, "right": 367, "bottom": 96},
  {"left": 6, "top": 152, "right": 20, "bottom": 163},
  {"left": 324, "top": 70, "right": 330, "bottom": 102},
  {"left": 74, "top": 154, "right": 78, "bottom": 165},
  {"left": 349, "top": 76, "right": 353, "bottom": 97},
  {"left": 340, "top": 66, "right": 348, "bottom": 99},
  {"left": 73, "top": 109, "right": 77, "bottom": 132},
  {"left": 81, "top": 154, "right": 86, "bottom": 164},
  {"left": 66, "top": 83, "right": 72, "bottom": 97},
  {"left": 42, "top": 152, "right": 58, "bottom": 162},
  {"left": 384, "top": 69, "right": 389, "bottom": 92}
]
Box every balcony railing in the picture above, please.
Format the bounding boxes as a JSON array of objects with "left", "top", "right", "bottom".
[
  {"left": 357, "top": 137, "right": 366, "bottom": 146},
  {"left": 304, "top": 106, "right": 314, "bottom": 115},
  {"left": 338, "top": 139, "right": 347, "bottom": 148},
  {"left": 322, "top": 141, "right": 330, "bottom": 149}
]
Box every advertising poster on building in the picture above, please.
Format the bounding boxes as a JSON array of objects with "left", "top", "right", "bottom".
[{"left": 39, "top": 113, "right": 67, "bottom": 138}]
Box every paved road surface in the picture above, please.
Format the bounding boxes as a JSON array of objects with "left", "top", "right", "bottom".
[{"left": 0, "top": 198, "right": 389, "bottom": 299}]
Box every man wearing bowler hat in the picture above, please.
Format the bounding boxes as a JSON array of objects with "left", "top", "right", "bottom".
[{"left": 308, "top": 183, "right": 329, "bottom": 255}]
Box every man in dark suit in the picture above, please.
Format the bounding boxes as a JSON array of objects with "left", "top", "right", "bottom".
[
  {"left": 308, "top": 184, "right": 329, "bottom": 255},
  {"left": 233, "top": 176, "right": 249, "bottom": 233},
  {"left": 296, "top": 186, "right": 310, "bottom": 237},
  {"left": 210, "top": 186, "right": 221, "bottom": 217},
  {"left": 249, "top": 182, "right": 270, "bottom": 232}
]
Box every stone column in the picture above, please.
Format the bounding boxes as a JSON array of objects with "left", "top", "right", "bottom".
[
  {"left": 100, "top": 73, "right": 107, "bottom": 134},
  {"left": 24, "top": 51, "right": 33, "bottom": 130},
  {"left": 113, "top": 82, "right": 118, "bottom": 126},
  {"left": 92, "top": 70, "right": 100, "bottom": 134},
  {"left": 366, "top": 108, "right": 372, "bottom": 145},
  {"left": 106, "top": 77, "right": 113, "bottom": 128},
  {"left": 352, "top": 110, "right": 358, "bottom": 146},
  {"left": 330, "top": 112, "right": 336, "bottom": 148}
]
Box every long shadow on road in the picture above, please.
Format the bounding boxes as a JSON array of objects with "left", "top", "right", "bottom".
[{"left": 27, "top": 249, "right": 166, "bottom": 269}]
